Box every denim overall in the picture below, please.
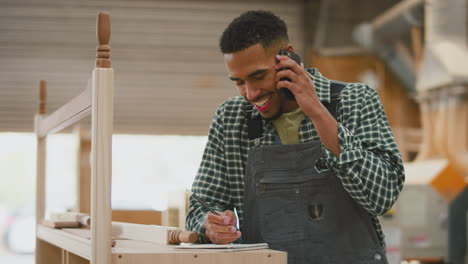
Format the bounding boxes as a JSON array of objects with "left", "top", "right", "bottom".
[{"left": 242, "top": 81, "right": 388, "bottom": 264}]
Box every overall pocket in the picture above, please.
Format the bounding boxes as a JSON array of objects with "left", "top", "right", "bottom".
[
  {"left": 301, "top": 170, "right": 338, "bottom": 243},
  {"left": 256, "top": 170, "right": 330, "bottom": 244}
]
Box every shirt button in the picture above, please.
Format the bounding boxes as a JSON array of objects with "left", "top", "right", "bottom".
[{"left": 374, "top": 253, "right": 382, "bottom": 261}]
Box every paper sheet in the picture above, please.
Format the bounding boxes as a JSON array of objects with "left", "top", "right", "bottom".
[{"left": 174, "top": 243, "right": 268, "bottom": 252}]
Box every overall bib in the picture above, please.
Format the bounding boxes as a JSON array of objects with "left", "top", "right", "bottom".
[{"left": 242, "top": 82, "right": 388, "bottom": 264}]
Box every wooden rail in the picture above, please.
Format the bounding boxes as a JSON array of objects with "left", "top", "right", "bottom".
[{"left": 35, "top": 83, "right": 92, "bottom": 137}]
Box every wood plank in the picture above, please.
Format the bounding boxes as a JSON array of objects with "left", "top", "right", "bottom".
[
  {"left": 111, "top": 240, "right": 287, "bottom": 264},
  {"left": 112, "top": 210, "right": 162, "bottom": 225},
  {"left": 67, "top": 251, "right": 90, "bottom": 264},
  {"left": 113, "top": 222, "right": 198, "bottom": 245},
  {"left": 36, "top": 80, "right": 92, "bottom": 137},
  {"left": 62, "top": 228, "right": 116, "bottom": 247},
  {"left": 111, "top": 239, "right": 286, "bottom": 263},
  {"left": 36, "top": 118, "right": 47, "bottom": 222},
  {"left": 42, "top": 219, "right": 81, "bottom": 229},
  {"left": 37, "top": 224, "right": 91, "bottom": 260},
  {"left": 112, "top": 252, "right": 287, "bottom": 264},
  {"left": 111, "top": 222, "right": 176, "bottom": 244},
  {"left": 36, "top": 239, "right": 62, "bottom": 264},
  {"left": 76, "top": 127, "right": 91, "bottom": 214},
  {"left": 90, "top": 67, "right": 114, "bottom": 264},
  {"left": 411, "top": 26, "right": 423, "bottom": 71},
  {"left": 373, "top": 0, "right": 423, "bottom": 29}
]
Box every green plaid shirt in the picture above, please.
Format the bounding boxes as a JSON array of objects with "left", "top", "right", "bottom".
[{"left": 186, "top": 69, "right": 405, "bottom": 246}]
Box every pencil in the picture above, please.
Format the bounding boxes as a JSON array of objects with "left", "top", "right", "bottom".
[{"left": 190, "top": 191, "right": 221, "bottom": 216}]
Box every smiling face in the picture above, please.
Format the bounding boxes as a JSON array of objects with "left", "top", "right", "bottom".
[{"left": 224, "top": 43, "right": 297, "bottom": 120}]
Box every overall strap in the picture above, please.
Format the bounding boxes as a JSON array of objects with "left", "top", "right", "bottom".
[
  {"left": 246, "top": 108, "right": 263, "bottom": 140},
  {"left": 322, "top": 80, "right": 347, "bottom": 120},
  {"left": 246, "top": 80, "right": 347, "bottom": 140}
]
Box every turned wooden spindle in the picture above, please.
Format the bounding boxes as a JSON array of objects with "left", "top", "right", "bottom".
[
  {"left": 168, "top": 230, "right": 198, "bottom": 245},
  {"left": 38, "top": 80, "right": 47, "bottom": 114},
  {"left": 96, "top": 12, "right": 111, "bottom": 68}
]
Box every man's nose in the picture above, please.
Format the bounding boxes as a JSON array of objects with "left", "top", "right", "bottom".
[{"left": 245, "top": 83, "right": 261, "bottom": 101}]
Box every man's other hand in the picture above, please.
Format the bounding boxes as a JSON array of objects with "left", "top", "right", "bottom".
[{"left": 203, "top": 210, "right": 241, "bottom": 244}]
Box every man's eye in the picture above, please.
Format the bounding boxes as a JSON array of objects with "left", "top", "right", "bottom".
[
  {"left": 236, "top": 80, "right": 245, "bottom": 86},
  {"left": 253, "top": 74, "right": 266, "bottom": 81}
]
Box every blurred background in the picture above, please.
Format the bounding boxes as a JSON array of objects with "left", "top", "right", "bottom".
[{"left": 0, "top": 0, "right": 467, "bottom": 263}]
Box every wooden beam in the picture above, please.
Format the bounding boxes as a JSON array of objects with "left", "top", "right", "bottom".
[
  {"left": 90, "top": 68, "right": 113, "bottom": 264},
  {"left": 395, "top": 41, "right": 414, "bottom": 71},
  {"left": 38, "top": 80, "right": 47, "bottom": 114},
  {"left": 66, "top": 250, "right": 89, "bottom": 264},
  {"left": 373, "top": 0, "right": 423, "bottom": 30},
  {"left": 35, "top": 122, "right": 47, "bottom": 222},
  {"left": 111, "top": 222, "right": 198, "bottom": 245},
  {"left": 36, "top": 82, "right": 92, "bottom": 137},
  {"left": 75, "top": 126, "right": 91, "bottom": 215},
  {"left": 411, "top": 26, "right": 423, "bottom": 71},
  {"left": 112, "top": 210, "right": 162, "bottom": 225},
  {"left": 42, "top": 219, "right": 81, "bottom": 229},
  {"left": 36, "top": 239, "right": 62, "bottom": 264},
  {"left": 35, "top": 79, "right": 47, "bottom": 221},
  {"left": 37, "top": 225, "right": 91, "bottom": 260},
  {"left": 62, "top": 228, "right": 116, "bottom": 247},
  {"left": 91, "top": 12, "right": 113, "bottom": 264},
  {"left": 111, "top": 246, "right": 286, "bottom": 264}
]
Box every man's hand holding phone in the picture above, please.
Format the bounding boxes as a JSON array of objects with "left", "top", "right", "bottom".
[
  {"left": 275, "top": 52, "right": 323, "bottom": 119},
  {"left": 203, "top": 210, "right": 241, "bottom": 244}
]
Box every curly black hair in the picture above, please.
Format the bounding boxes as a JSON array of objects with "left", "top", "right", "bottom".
[{"left": 219, "top": 10, "right": 289, "bottom": 54}]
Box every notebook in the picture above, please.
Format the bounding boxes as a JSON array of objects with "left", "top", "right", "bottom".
[{"left": 174, "top": 242, "right": 269, "bottom": 252}]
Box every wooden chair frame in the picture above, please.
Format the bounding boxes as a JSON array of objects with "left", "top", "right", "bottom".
[{"left": 35, "top": 12, "right": 113, "bottom": 264}]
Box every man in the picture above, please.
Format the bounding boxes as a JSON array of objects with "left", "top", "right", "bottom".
[{"left": 186, "top": 10, "right": 404, "bottom": 264}]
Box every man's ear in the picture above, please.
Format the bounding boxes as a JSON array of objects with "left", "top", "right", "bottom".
[{"left": 285, "top": 44, "right": 295, "bottom": 53}]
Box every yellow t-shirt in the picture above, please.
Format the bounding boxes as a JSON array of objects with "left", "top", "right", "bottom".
[{"left": 272, "top": 107, "right": 305, "bottom": 144}]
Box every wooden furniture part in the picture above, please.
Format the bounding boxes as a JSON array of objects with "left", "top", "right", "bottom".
[
  {"left": 34, "top": 12, "right": 286, "bottom": 264},
  {"left": 75, "top": 126, "right": 91, "bottom": 215},
  {"left": 111, "top": 222, "right": 197, "bottom": 245},
  {"left": 35, "top": 12, "right": 113, "bottom": 264}
]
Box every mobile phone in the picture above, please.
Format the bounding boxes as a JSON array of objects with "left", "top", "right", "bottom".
[{"left": 278, "top": 50, "right": 302, "bottom": 101}]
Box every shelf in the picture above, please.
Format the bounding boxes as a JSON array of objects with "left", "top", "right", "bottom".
[
  {"left": 36, "top": 224, "right": 287, "bottom": 264},
  {"left": 37, "top": 224, "right": 91, "bottom": 260}
]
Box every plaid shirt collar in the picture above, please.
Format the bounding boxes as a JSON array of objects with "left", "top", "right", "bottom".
[{"left": 250, "top": 68, "right": 331, "bottom": 119}]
